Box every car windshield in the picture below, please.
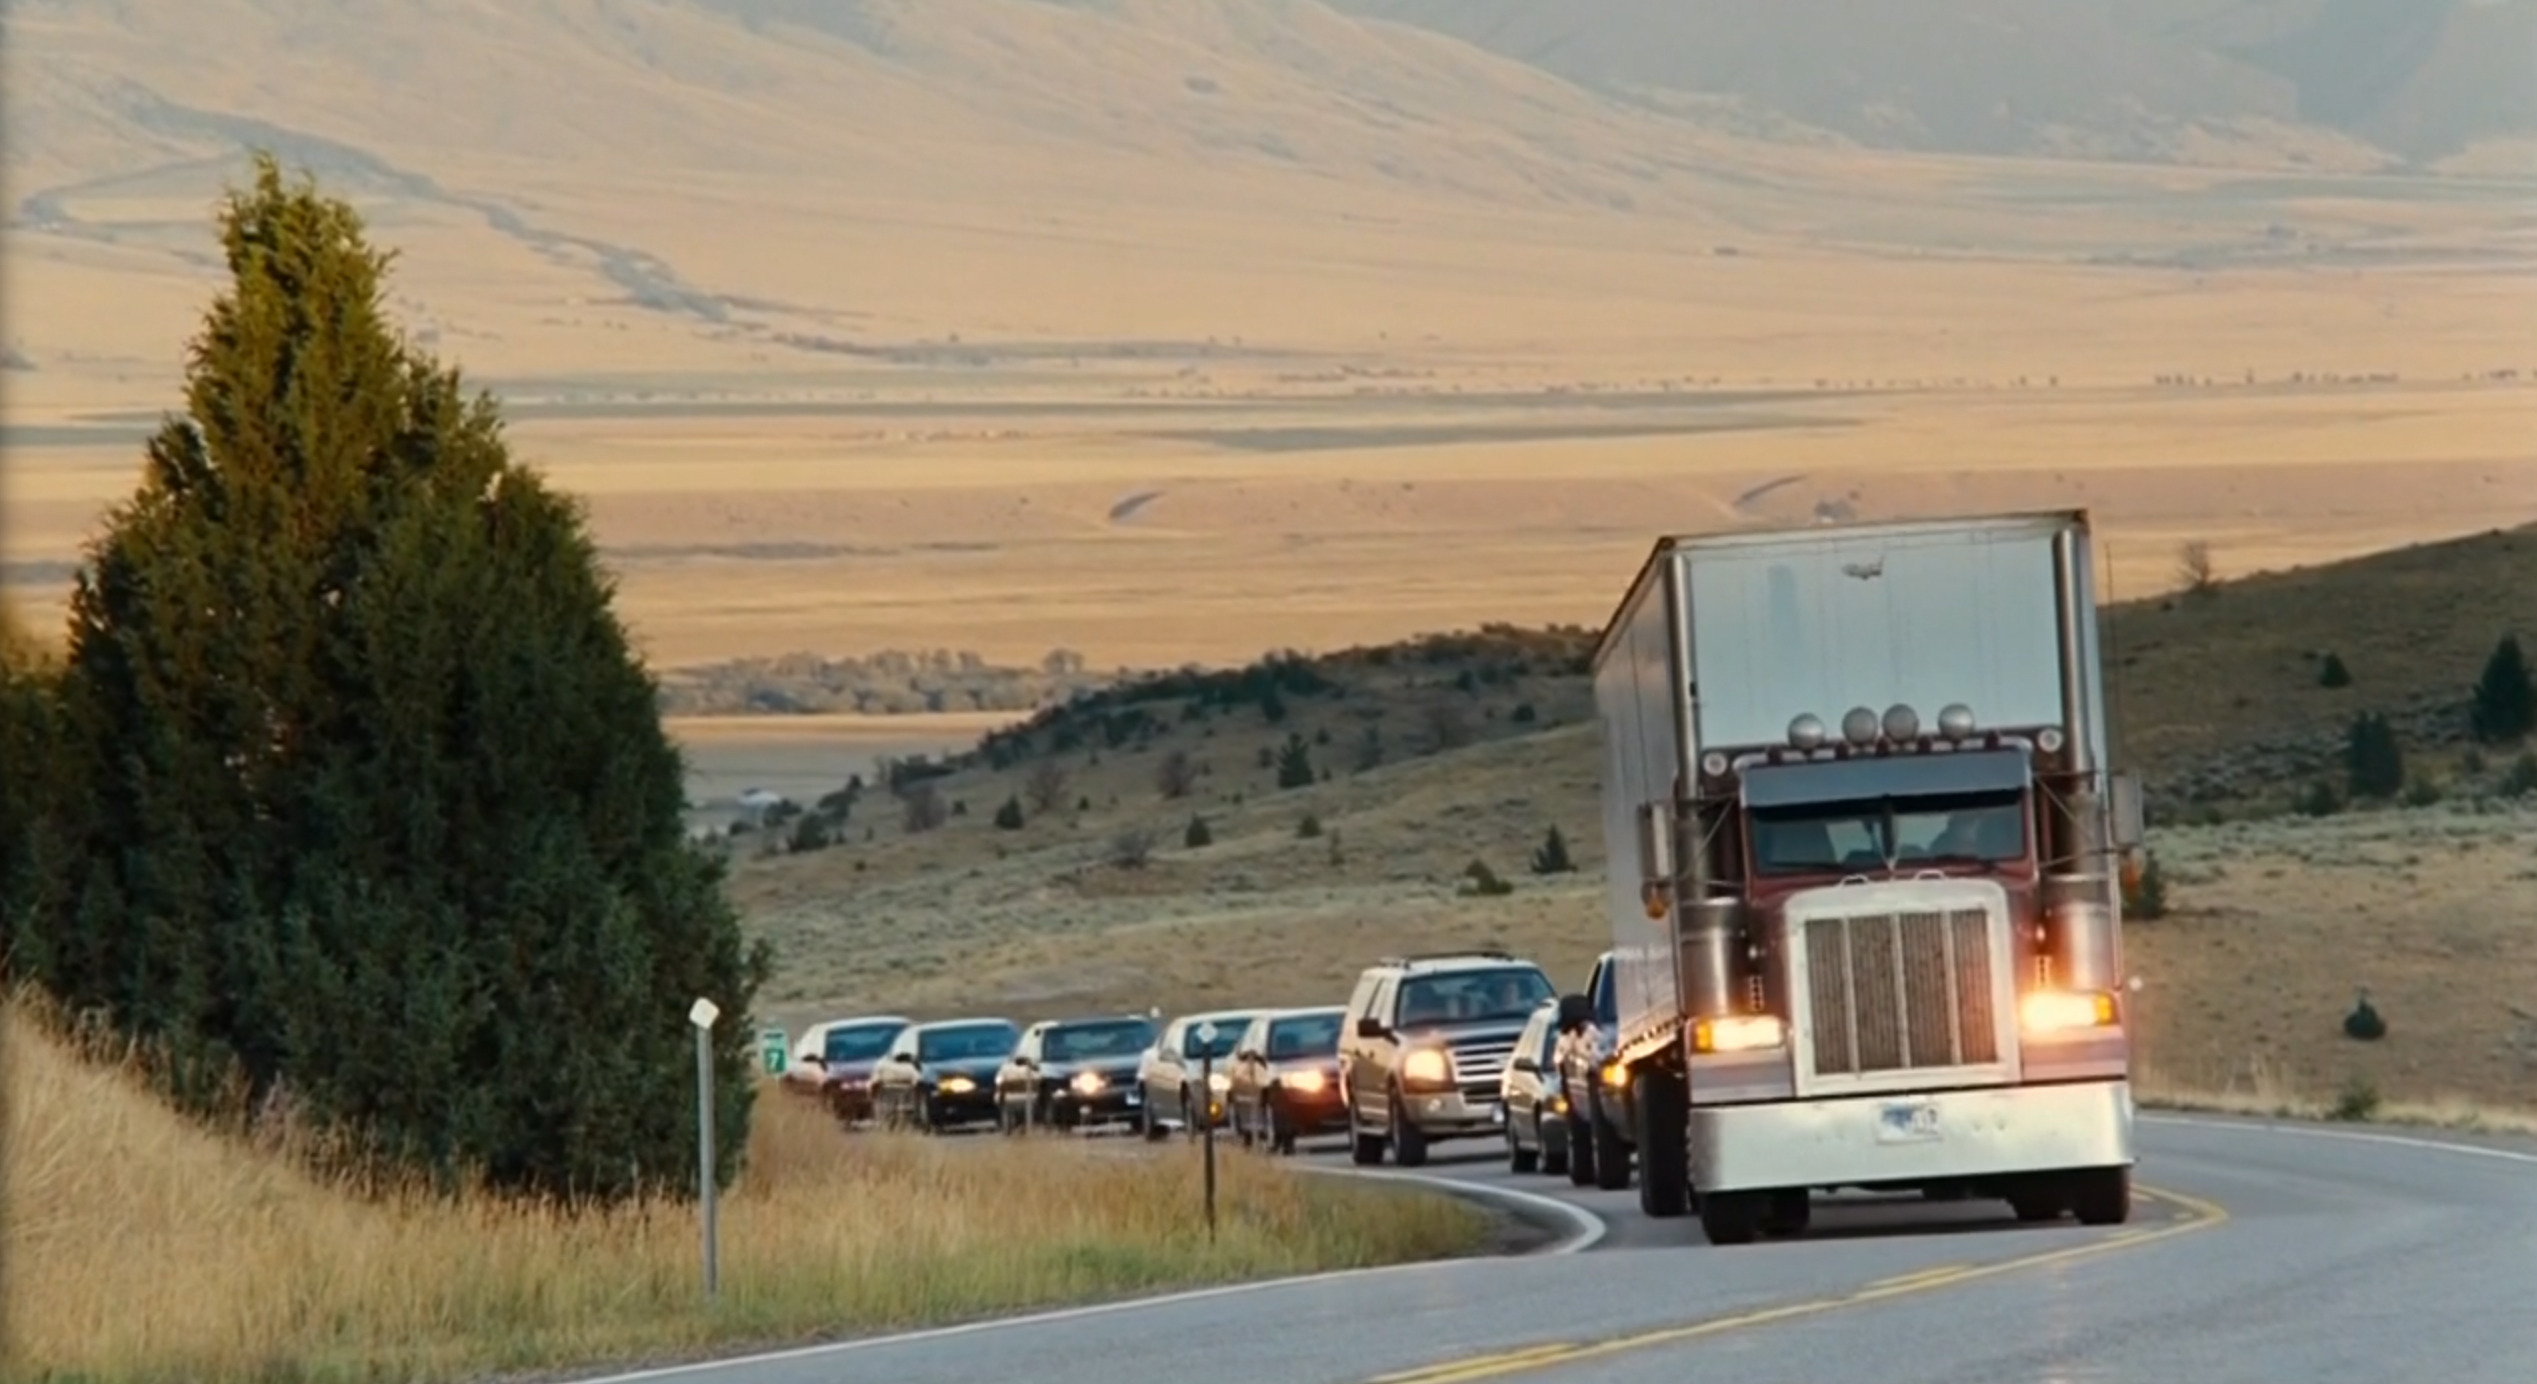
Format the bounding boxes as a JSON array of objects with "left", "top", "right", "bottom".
[
  {"left": 1267, "top": 1012, "right": 1343, "bottom": 1059},
  {"left": 1182, "top": 1017, "right": 1253, "bottom": 1060},
  {"left": 1397, "top": 967, "right": 1554, "bottom": 1027},
  {"left": 1750, "top": 789, "right": 2028, "bottom": 876},
  {"left": 1044, "top": 1019, "right": 1154, "bottom": 1062},
  {"left": 917, "top": 1022, "right": 1017, "bottom": 1063},
  {"left": 822, "top": 1023, "right": 900, "bottom": 1062}
]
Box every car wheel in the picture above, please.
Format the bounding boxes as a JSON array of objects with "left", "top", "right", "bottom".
[
  {"left": 1268, "top": 1097, "right": 1296, "bottom": 1156},
  {"left": 1389, "top": 1091, "right": 1429, "bottom": 1168},
  {"left": 1507, "top": 1119, "right": 1538, "bottom": 1174},
  {"left": 1346, "top": 1086, "right": 1386, "bottom": 1166},
  {"left": 1141, "top": 1087, "right": 1168, "bottom": 1142}
]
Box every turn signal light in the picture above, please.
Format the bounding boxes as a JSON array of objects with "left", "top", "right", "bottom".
[
  {"left": 2020, "top": 989, "right": 2118, "bottom": 1033},
  {"left": 1691, "top": 1015, "right": 1786, "bottom": 1054}
]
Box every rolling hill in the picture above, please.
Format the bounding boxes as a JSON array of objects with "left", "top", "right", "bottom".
[{"left": 1328, "top": 0, "right": 2537, "bottom": 168}]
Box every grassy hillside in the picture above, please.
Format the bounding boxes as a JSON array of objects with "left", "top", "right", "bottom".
[
  {"left": 717, "top": 522, "right": 2537, "bottom": 1117},
  {"left": 1331, "top": 0, "right": 2537, "bottom": 167},
  {"left": 0, "top": 986, "right": 1487, "bottom": 1380}
]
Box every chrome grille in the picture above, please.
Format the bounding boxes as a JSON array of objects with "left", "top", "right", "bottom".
[
  {"left": 1804, "top": 907, "right": 1998, "bottom": 1077},
  {"left": 1450, "top": 1035, "right": 1518, "bottom": 1101}
]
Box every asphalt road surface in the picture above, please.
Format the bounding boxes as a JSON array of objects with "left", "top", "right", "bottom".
[{"left": 580, "top": 1112, "right": 2537, "bottom": 1384}]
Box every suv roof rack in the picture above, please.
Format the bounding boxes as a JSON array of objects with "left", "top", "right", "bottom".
[{"left": 1375, "top": 950, "right": 1518, "bottom": 968}]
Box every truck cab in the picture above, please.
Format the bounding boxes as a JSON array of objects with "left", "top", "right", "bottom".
[{"left": 1584, "top": 509, "right": 2148, "bottom": 1246}]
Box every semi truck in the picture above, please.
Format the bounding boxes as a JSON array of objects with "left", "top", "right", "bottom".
[{"left": 1560, "top": 508, "right": 2146, "bottom": 1246}]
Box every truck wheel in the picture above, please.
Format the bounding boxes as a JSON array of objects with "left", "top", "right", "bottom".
[
  {"left": 1591, "top": 1110, "right": 1632, "bottom": 1191},
  {"left": 2070, "top": 1167, "right": 2133, "bottom": 1226},
  {"left": 1390, "top": 1092, "right": 1430, "bottom": 1167},
  {"left": 2007, "top": 1180, "right": 2068, "bottom": 1222},
  {"left": 1699, "top": 1190, "right": 1764, "bottom": 1246},
  {"left": 1763, "top": 1189, "right": 1811, "bottom": 1236},
  {"left": 1565, "top": 1111, "right": 1597, "bottom": 1186},
  {"left": 1632, "top": 1071, "right": 1689, "bottom": 1218}
]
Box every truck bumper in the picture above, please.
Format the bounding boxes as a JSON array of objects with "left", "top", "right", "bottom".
[{"left": 1689, "top": 1079, "right": 2134, "bottom": 1194}]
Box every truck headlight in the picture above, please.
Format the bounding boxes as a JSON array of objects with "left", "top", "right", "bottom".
[
  {"left": 2020, "top": 989, "right": 2118, "bottom": 1033},
  {"left": 1069, "top": 1071, "right": 1105, "bottom": 1095},
  {"left": 1402, "top": 1048, "right": 1453, "bottom": 1085},
  {"left": 1692, "top": 1015, "right": 1786, "bottom": 1054}
]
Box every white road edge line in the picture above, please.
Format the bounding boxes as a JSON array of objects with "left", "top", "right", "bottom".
[
  {"left": 2142, "top": 1113, "right": 2537, "bottom": 1167},
  {"left": 564, "top": 1162, "right": 1605, "bottom": 1384}
]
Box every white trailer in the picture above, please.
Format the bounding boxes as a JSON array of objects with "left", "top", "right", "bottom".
[{"left": 1561, "top": 508, "right": 2147, "bottom": 1245}]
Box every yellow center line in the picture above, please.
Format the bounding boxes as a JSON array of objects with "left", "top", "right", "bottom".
[{"left": 1358, "top": 1184, "right": 2230, "bottom": 1384}]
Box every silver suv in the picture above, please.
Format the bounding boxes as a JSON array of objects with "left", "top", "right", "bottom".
[{"left": 1338, "top": 951, "right": 1557, "bottom": 1167}]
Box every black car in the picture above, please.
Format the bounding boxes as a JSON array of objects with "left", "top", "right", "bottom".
[
  {"left": 995, "top": 1014, "right": 1158, "bottom": 1132},
  {"left": 870, "top": 1017, "right": 1021, "bottom": 1132}
]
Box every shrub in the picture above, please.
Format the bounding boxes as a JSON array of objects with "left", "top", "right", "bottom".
[
  {"left": 2343, "top": 710, "right": 2404, "bottom": 800},
  {"left": 1274, "top": 733, "right": 1315, "bottom": 789},
  {"left": 1529, "top": 827, "right": 1576, "bottom": 875},
  {"left": 1183, "top": 814, "right": 1212, "bottom": 849},
  {"left": 1108, "top": 825, "right": 1156, "bottom": 869},
  {"left": 993, "top": 796, "right": 1026, "bottom": 831},
  {"left": 2316, "top": 652, "right": 2351, "bottom": 688},
  {"left": 2470, "top": 633, "right": 2534, "bottom": 744},
  {"left": 1296, "top": 812, "right": 1323, "bottom": 839},
  {"left": 1460, "top": 860, "right": 1514, "bottom": 897}
]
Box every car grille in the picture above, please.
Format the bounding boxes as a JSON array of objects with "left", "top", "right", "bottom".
[
  {"left": 1449, "top": 1035, "right": 1519, "bottom": 1102},
  {"left": 1802, "top": 906, "right": 2000, "bottom": 1077}
]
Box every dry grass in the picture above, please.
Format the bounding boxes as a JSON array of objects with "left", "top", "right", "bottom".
[{"left": 0, "top": 990, "right": 1490, "bottom": 1384}]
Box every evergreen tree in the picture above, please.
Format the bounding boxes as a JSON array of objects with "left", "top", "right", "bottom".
[
  {"left": 2471, "top": 634, "right": 2534, "bottom": 744},
  {"left": 2343, "top": 711, "right": 2404, "bottom": 800},
  {"left": 1274, "top": 732, "right": 1315, "bottom": 789},
  {"left": 23, "top": 155, "right": 768, "bottom": 1201},
  {"left": 1529, "top": 826, "right": 1576, "bottom": 875}
]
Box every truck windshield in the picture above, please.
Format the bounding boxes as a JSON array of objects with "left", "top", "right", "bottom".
[{"left": 1750, "top": 789, "right": 2028, "bottom": 876}]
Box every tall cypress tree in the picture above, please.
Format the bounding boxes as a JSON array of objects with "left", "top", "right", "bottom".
[{"left": 32, "top": 154, "right": 769, "bottom": 1201}]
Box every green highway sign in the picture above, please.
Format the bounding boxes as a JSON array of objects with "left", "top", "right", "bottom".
[{"left": 758, "top": 1027, "right": 787, "bottom": 1075}]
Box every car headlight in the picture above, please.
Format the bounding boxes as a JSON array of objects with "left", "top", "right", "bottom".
[
  {"left": 1692, "top": 1015, "right": 1786, "bottom": 1054},
  {"left": 1402, "top": 1048, "right": 1453, "bottom": 1085},
  {"left": 1600, "top": 1058, "right": 1628, "bottom": 1087},
  {"left": 1069, "top": 1071, "right": 1105, "bottom": 1095},
  {"left": 2020, "top": 989, "right": 2117, "bottom": 1034},
  {"left": 1551, "top": 1093, "right": 1568, "bottom": 1114},
  {"left": 1207, "top": 1070, "right": 1231, "bottom": 1092},
  {"left": 1283, "top": 1068, "right": 1327, "bottom": 1094},
  {"left": 939, "top": 1075, "right": 977, "bottom": 1094}
]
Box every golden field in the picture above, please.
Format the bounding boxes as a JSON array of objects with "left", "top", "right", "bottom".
[
  {"left": 7, "top": 2, "right": 2537, "bottom": 670},
  {"left": 0, "top": 988, "right": 1489, "bottom": 1383}
]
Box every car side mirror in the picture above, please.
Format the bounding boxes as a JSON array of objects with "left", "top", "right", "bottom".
[
  {"left": 1556, "top": 993, "right": 1594, "bottom": 1033},
  {"left": 1355, "top": 1016, "right": 1386, "bottom": 1039},
  {"left": 2108, "top": 769, "right": 2146, "bottom": 852}
]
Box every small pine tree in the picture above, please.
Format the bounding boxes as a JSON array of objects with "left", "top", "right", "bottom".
[
  {"left": 1275, "top": 732, "right": 1315, "bottom": 789},
  {"left": 2344, "top": 711, "right": 2404, "bottom": 800},
  {"left": 2317, "top": 652, "right": 2351, "bottom": 688},
  {"left": 1529, "top": 826, "right": 1576, "bottom": 875},
  {"left": 2470, "top": 634, "right": 2535, "bottom": 744},
  {"left": 993, "top": 795, "right": 1026, "bottom": 830},
  {"left": 1184, "top": 814, "right": 1212, "bottom": 848},
  {"left": 2123, "top": 853, "right": 2168, "bottom": 920}
]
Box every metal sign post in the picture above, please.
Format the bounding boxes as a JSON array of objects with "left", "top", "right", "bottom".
[
  {"left": 1195, "top": 1020, "right": 1219, "bottom": 1242},
  {"left": 688, "top": 996, "right": 722, "bottom": 1300}
]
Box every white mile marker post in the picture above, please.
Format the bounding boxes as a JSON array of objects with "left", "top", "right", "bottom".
[
  {"left": 1195, "top": 1020, "right": 1219, "bottom": 1242},
  {"left": 688, "top": 996, "right": 722, "bottom": 1300}
]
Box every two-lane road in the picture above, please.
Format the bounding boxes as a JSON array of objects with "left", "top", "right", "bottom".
[{"left": 582, "top": 1112, "right": 2537, "bottom": 1384}]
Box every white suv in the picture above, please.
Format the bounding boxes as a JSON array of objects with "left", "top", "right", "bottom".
[{"left": 1336, "top": 951, "right": 1557, "bottom": 1167}]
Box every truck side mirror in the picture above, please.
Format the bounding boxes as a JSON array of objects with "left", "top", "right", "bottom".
[
  {"left": 2108, "top": 770, "right": 2145, "bottom": 852},
  {"left": 1556, "top": 993, "right": 1594, "bottom": 1033}
]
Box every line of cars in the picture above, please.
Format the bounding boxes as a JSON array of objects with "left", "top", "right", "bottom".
[{"left": 775, "top": 949, "right": 1635, "bottom": 1184}]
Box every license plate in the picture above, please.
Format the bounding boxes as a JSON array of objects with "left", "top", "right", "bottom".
[
  {"left": 1124, "top": 1091, "right": 1141, "bottom": 1105},
  {"left": 1876, "top": 1100, "right": 1942, "bottom": 1144}
]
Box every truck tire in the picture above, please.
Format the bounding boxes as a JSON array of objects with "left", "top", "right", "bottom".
[
  {"left": 1632, "top": 1071, "right": 1688, "bottom": 1218},
  {"left": 1591, "top": 1107, "right": 1632, "bottom": 1191},
  {"left": 1699, "top": 1190, "right": 1764, "bottom": 1246},
  {"left": 2070, "top": 1167, "right": 2133, "bottom": 1226},
  {"left": 1763, "top": 1189, "right": 1811, "bottom": 1236},
  {"left": 1565, "top": 1111, "right": 1597, "bottom": 1186}
]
